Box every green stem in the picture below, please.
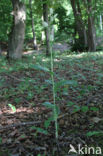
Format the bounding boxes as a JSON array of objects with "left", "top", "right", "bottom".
[{"left": 50, "top": 44, "right": 58, "bottom": 139}]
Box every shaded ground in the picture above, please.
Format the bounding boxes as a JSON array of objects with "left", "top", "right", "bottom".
[
  {"left": 35, "top": 42, "right": 70, "bottom": 54},
  {"left": 53, "top": 43, "right": 70, "bottom": 52},
  {"left": 0, "top": 52, "right": 103, "bottom": 156}
]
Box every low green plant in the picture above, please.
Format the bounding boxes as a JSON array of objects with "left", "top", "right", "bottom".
[
  {"left": 86, "top": 131, "right": 103, "bottom": 137},
  {"left": 30, "top": 126, "right": 48, "bottom": 135},
  {"left": 0, "top": 137, "right": 2, "bottom": 144},
  {"left": 8, "top": 104, "right": 16, "bottom": 112},
  {"left": 41, "top": 8, "right": 59, "bottom": 139}
]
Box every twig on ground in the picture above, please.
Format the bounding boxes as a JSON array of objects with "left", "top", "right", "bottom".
[
  {"left": 5, "top": 73, "right": 25, "bottom": 82},
  {"left": 0, "top": 121, "right": 42, "bottom": 130}
]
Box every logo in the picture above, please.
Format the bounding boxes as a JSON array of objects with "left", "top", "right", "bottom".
[
  {"left": 68, "top": 144, "right": 77, "bottom": 154},
  {"left": 68, "top": 144, "right": 102, "bottom": 155}
]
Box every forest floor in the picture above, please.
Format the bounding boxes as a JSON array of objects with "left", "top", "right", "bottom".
[
  {"left": 24, "top": 42, "right": 70, "bottom": 55},
  {"left": 0, "top": 49, "right": 103, "bottom": 156}
]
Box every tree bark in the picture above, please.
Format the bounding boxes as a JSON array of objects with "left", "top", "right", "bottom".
[
  {"left": 41, "top": 16, "right": 45, "bottom": 42},
  {"left": 42, "top": 0, "right": 50, "bottom": 56},
  {"left": 7, "top": 0, "right": 26, "bottom": 59},
  {"left": 70, "top": 0, "right": 87, "bottom": 47},
  {"left": 0, "top": 42, "right": 1, "bottom": 56},
  {"left": 29, "top": 0, "right": 38, "bottom": 50},
  {"left": 87, "top": 0, "right": 96, "bottom": 51},
  {"left": 76, "top": 1, "right": 87, "bottom": 46},
  {"left": 100, "top": 15, "right": 103, "bottom": 31}
]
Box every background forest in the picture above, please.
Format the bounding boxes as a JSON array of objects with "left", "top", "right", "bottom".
[
  {"left": 0, "top": 0, "right": 103, "bottom": 56},
  {"left": 0, "top": 0, "right": 103, "bottom": 156}
]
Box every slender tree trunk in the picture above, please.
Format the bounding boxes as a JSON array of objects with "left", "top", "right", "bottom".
[
  {"left": 41, "top": 16, "right": 45, "bottom": 42},
  {"left": 7, "top": 0, "right": 26, "bottom": 59},
  {"left": 0, "top": 42, "right": 1, "bottom": 56},
  {"left": 42, "top": 0, "right": 50, "bottom": 56},
  {"left": 76, "top": 1, "right": 87, "bottom": 46},
  {"left": 70, "top": 0, "right": 87, "bottom": 47},
  {"left": 100, "top": 15, "right": 102, "bottom": 31},
  {"left": 29, "top": 0, "right": 38, "bottom": 50},
  {"left": 88, "top": 17, "right": 96, "bottom": 51},
  {"left": 87, "top": 0, "right": 96, "bottom": 51}
]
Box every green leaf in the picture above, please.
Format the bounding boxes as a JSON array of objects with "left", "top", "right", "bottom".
[
  {"left": 0, "top": 137, "right": 2, "bottom": 144},
  {"left": 53, "top": 105, "right": 60, "bottom": 120},
  {"left": 14, "top": 98, "right": 21, "bottom": 104},
  {"left": 36, "top": 127, "right": 48, "bottom": 135},
  {"left": 86, "top": 131, "right": 103, "bottom": 137},
  {"left": 30, "top": 64, "right": 50, "bottom": 72},
  {"left": 45, "top": 80, "right": 52, "bottom": 85},
  {"left": 81, "top": 106, "right": 89, "bottom": 112},
  {"left": 30, "top": 126, "right": 48, "bottom": 135},
  {"left": 8, "top": 104, "right": 16, "bottom": 112},
  {"left": 42, "top": 102, "right": 54, "bottom": 109},
  {"left": 97, "top": 73, "right": 103, "bottom": 77},
  {"left": 55, "top": 80, "right": 78, "bottom": 91},
  {"left": 90, "top": 107, "right": 99, "bottom": 112},
  {"left": 67, "top": 101, "right": 75, "bottom": 106},
  {"left": 42, "top": 21, "right": 48, "bottom": 28},
  {"left": 44, "top": 116, "right": 53, "bottom": 129},
  {"left": 55, "top": 105, "right": 60, "bottom": 116},
  {"left": 73, "top": 105, "right": 81, "bottom": 113}
]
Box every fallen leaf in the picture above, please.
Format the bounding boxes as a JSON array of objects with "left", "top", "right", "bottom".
[{"left": 91, "top": 117, "right": 103, "bottom": 123}]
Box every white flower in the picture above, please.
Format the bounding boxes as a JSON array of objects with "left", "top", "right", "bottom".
[
  {"left": 54, "top": 14, "right": 57, "bottom": 19},
  {"left": 50, "top": 8, "right": 53, "bottom": 15},
  {"left": 42, "top": 21, "right": 48, "bottom": 28},
  {"left": 50, "top": 26, "right": 54, "bottom": 41}
]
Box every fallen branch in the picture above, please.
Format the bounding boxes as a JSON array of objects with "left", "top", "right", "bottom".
[
  {"left": 5, "top": 74, "right": 25, "bottom": 82},
  {"left": 58, "top": 113, "right": 69, "bottom": 120},
  {"left": 0, "top": 121, "right": 42, "bottom": 130}
]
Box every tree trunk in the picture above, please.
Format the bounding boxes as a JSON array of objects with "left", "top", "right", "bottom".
[
  {"left": 87, "top": 0, "right": 96, "bottom": 51},
  {"left": 29, "top": 0, "right": 38, "bottom": 50},
  {"left": 41, "top": 16, "right": 45, "bottom": 42},
  {"left": 88, "top": 17, "right": 96, "bottom": 51},
  {"left": 76, "top": 1, "right": 87, "bottom": 46},
  {"left": 70, "top": 0, "right": 87, "bottom": 47},
  {"left": 0, "top": 42, "right": 1, "bottom": 56},
  {"left": 7, "top": 0, "right": 26, "bottom": 59},
  {"left": 100, "top": 15, "right": 102, "bottom": 31},
  {"left": 42, "top": 0, "right": 50, "bottom": 56}
]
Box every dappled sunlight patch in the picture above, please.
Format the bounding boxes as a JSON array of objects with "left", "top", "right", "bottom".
[
  {"left": 56, "top": 43, "right": 62, "bottom": 45},
  {"left": 0, "top": 106, "right": 43, "bottom": 115},
  {"left": 58, "top": 51, "right": 103, "bottom": 60},
  {"left": 33, "top": 55, "right": 36, "bottom": 59},
  {"left": 54, "top": 58, "right": 62, "bottom": 62},
  {"left": 23, "top": 50, "right": 35, "bottom": 55},
  {"left": 42, "top": 58, "right": 49, "bottom": 62},
  {"left": 10, "top": 107, "right": 34, "bottom": 114}
]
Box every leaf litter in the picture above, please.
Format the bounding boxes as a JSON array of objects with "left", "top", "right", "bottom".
[{"left": 0, "top": 52, "right": 103, "bottom": 155}]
